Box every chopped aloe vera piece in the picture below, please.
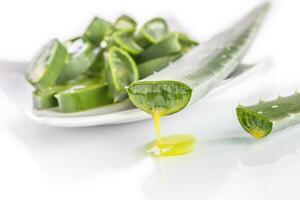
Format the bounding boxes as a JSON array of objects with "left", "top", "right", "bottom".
[
  {"left": 113, "top": 30, "right": 143, "bottom": 55},
  {"left": 105, "top": 46, "right": 139, "bottom": 102},
  {"left": 127, "top": 81, "right": 192, "bottom": 116},
  {"left": 136, "top": 18, "right": 169, "bottom": 48},
  {"left": 55, "top": 79, "right": 112, "bottom": 113},
  {"left": 83, "top": 17, "right": 113, "bottom": 45},
  {"left": 128, "top": 3, "right": 270, "bottom": 116},
  {"left": 26, "top": 39, "right": 68, "bottom": 89},
  {"left": 237, "top": 93, "right": 300, "bottom": 139},
  {"left": 115, "top": 15, "right": 137, "bottom": 31},
  {"left": 177, "top": 32, "right": 199, "bottom": 52},
  {"left": 33, "top": 85, "right": 67, "bottom": 110},
  {"left": 138, "top": 54, "right": 181, "bottom": 79},
  {"left": 58, "top": 39, "right": 99, "bottom": 82},
  {"left": 137, "top": 33, "right": 181, "bottom": 62}
]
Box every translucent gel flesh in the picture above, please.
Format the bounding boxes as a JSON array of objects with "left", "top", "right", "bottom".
[{"left": 146, "top": 112, "right": 196, "bottom": 156}]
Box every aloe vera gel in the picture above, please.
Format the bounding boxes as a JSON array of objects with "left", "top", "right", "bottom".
[{"left": 26, "top": 15, "right": 198, "bottom": 112}]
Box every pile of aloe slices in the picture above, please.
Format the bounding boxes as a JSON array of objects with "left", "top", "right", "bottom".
[{"left": 26, "top": 15, "right": 198, "bottom": 112}]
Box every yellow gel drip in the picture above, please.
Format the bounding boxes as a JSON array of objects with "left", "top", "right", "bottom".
[{"left": 146, "top": 112, "right": 196, "bottom": 156}]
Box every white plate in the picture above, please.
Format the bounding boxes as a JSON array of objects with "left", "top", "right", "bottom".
[{"left": 0, "top": 59, "right": 269, "bottom": 127}]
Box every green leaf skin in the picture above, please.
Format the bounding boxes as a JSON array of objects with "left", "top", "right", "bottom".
[
  {"left": 177, "top": 32, "right": 199, "bottom": 53},
  {"left": 26, "top": 39, "right": 68, "bottom": 90},
  {"left": 33, "top": 85, "right": 68, "bottom": 110},
  {"left": 105, "top": 47, "right": 139, "bottom": 102},
  {"left": 113, "top": 30, "right": 143, "bottom": 55},
  {"left": 136, "top": 18, "right": 169, "bottom": 48},
  {"left": 127, "top": 81, "right": 192, "bottom": 116},
  {"left": 138, "top": 54, "right": 181, "bottom": 79},
  {"left": 115, "top": 15, "right": 137, "bottom": 31},
  {"left": 137, "top": 33, "right": 182, "bottom": 63},
  {"left": 237, "top": 93, "right": 300, "bottom": 139},
  {"left": 55, "top": 80, "right": 112, "bottom": 113},
  {"left": 83, "top": 17, "right": 113, "bottom": 45},
  {"left": 128, "top": 3, "right": 270, "bottom": 116},
  {"left": 58, "top": 39, "right": 99, "bottom": 82}
]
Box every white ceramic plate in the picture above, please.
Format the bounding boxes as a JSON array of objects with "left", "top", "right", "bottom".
[{"left": 0, "top": 59, "right": 268, "bottom": 127}]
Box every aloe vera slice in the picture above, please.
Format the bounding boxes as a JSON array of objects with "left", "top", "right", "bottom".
[
  {"left": 105, "top": 47, "right": 139, "bottom": 102},
  {"left": 58, "top": 39, "right": 99, "bottom": 82},
  {"left": 138, "top": 54, "right": 181, "bottom": 79},
  {"left": 177, "top": 32, "right": 199, "bottom": 52},
  {"left": 115, "top": 15, "right": 137, "bottom": 31},
  {"left": 83, "top": 17, "right": 113, "bottom": 45},
  {"left": 55, "top": 79, "right": 112, "bottom": 112},
  {"left": 113, "top": 30, "right": 143, "bottom": 55},
  {"left": 127, "top": 80, "right": 192, "bottom": 116},
  {"left": 26, "top": 39, "right": 68, "bottom": 89},
  {"left": 33, "top": 85, "right": 67, "bottom": 110},
  {"left": 136, "top": 18, "right": 169, "bottom": 48},
  {"left": 236, "top": 93, "right": 300, "bottom": 139},
  {"left": 128, "top": 3, "right": 270, "bottom": 116},
  {"left": 137, "top": 33, "right": 182, "bottom": 62}
]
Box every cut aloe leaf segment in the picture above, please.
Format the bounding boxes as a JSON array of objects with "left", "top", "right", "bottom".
[
  {"left": 58, "top": 39, "right": 99, "bottom": 82},
  {"left": 127, "top": 80, "right": 192, "bottom": 116},
  {"left": 33, "top": 85, "right": 67, "bottom": 110},
  {"left": 83, "top": 17, "right": 113, "bottom": 45},
  {"left": 137, "top": 33, "right": 182, "bottom": 62},
  {"left": 237, "top": 93, "right": 300, "bottom": 139},
  {"left": 26, "top": 39, "right": 68, "bottom": 89},
  {"left": 128, "top": 3, "right": 270, "bottom": 116},
  {"left": 105, "top": 46, "right": 139, "bottom": 102},
  {"left": 138, "top": 54, "right": 181, "bottom": 79},
  {"left": 55, "top": 79, "right": 112, "bottom": 113},
  {"left": 115, "top": 15, "right": 137, "bottom": 31},
  {"left": 142, "top": 18, "right": 168, "bottom": 43},
  {"left": 113, "top": 30, "right": 143, "bottom": 55}
]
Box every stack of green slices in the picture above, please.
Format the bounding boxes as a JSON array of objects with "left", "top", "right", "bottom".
[{"left": 26, "top": 15, "right": 198, "bottom": 112}]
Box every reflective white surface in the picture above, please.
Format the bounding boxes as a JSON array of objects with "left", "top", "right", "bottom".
[{"left": 1, "top": 0, "right": 300, "bottom": 199}]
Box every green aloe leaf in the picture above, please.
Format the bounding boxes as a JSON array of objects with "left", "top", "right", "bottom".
[
  {"left": 83, "top": 17, "right": 113, "bottom": 45},
  {"left": 58, "top": 39, "right": 99, "bottom": 82},
  {"left": 26, "top": 39, "right": 68, "bottom": 89},
  {"left": 137, "top": 33, "right": 182, "bottom": 62},
  {"left": 113, "top": 30, "right": 143, "bottom": 55},
  {"left": 136, "top": 18, "right": 169, "bottom": 48},
  {"left": 177, "top": 32, "right": 199, "bottom": 53},
  {"left": 127, "top": 80, "right": 192, "bottom": 116},
  {"left": 33, "top": 85, "right": 67, "bottom": 110},
  {"left": 105, "top": 46, "right": 139, "bottom": 102},
  {"left": 128, "top": 3, "right": 270, "bottom": 116},
  {"left": 115, "top": 15, "right": 137, "bottom": 31},
  {"left": 55, "top": 79, "right": 112, "bottom": 113},
  {"left": 138, "top": 54, "right": 181, "bottom": 79},
  {"left": 237, "top": 93, "right": 300, "bottom": 139}
]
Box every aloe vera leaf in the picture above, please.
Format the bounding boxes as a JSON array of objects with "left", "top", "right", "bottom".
[
  {"left": 143, "top": 18, "right": 168, "bottom": 42},
  {"left": 236, "top": 93, "right": 300, "bottom": 139},
  {"left": 177, "top": 32, "right": 199, "bottom": 53},
  {"left": 58, "top": 39, "right": 99, "bottom": 82},
  {"left": 138, "top": 54, "right": 181, "bottom": 79},
  {"left": 113, "top": 30, "right": 143, "bottom": 55},
  {"left": 33, "top": 85, "right": 67, "bottom": 109},
  {"left": 115, "top": 15, "right": 137, "bottom": 31},
  {"left": 55, "top": 79, "right": 112, "bottom": 113},
  {"left": 105, "top": 46, "right": 139, "bottom": 102},
  {"left": 137, "top": 33, "right": 182, "bottom": 62},
  {"left": 26, "top": 39, "right": 68, "bottom": 89},
  {"left": 83, "top": 17, "right": 113, "bottom": 45},
  {"left": 128, "top": 3, "right": 270, "bottom": 116}
]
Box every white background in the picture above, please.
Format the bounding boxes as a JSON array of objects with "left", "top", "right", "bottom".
[{"left": 1, "top": 0, "right": 300, "bottom": 199}]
